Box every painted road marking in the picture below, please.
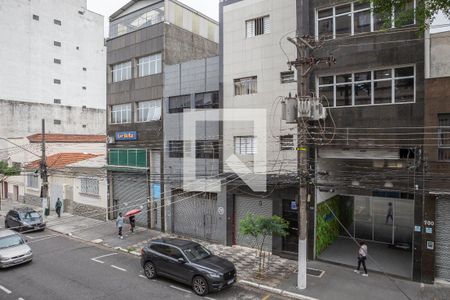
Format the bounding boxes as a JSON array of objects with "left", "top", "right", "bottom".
[
  {"left": 261, "top": 294, "right": 271, "bottom": 300},
  {"left": 0, "top": 285, "right": 12, "bottom": 294},
  {"left": 139, "top": 275, "right": 147, "bottom": 279},
  {"left": 111, "top": 265, "right": 127, "bottom": 272},
  {"left": 18, "top": 298, "right": 25, "bottom": 300},
  {"left": 26, "top": 234, "right": 56, "bottom": 240},
  {"left": 91, "top": 253, "right": 118, "bottom": 264},
  {"left": 169, "top": 285, "right": 192, "bottom": 294},
  {"left": 205, "top": 297, "right": 217, "bottom": 300}
]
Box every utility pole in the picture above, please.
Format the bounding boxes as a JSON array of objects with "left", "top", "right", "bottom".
[
  {"left": 286, "top": 35, "right": 335, "bottom": 290},
  {"left": 40, "top": 119, "right": 49, "bottom": 219}
]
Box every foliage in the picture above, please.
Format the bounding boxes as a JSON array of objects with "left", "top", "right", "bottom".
[
  {"left": 367, "top": 0, "right": 450, "bottom": 31},
  {"left": 239, "top": 214, "right": 289, "bottom": 274},
  {"left": 315, "top": 196, "right": 342, "bottom": 257},
  {"left": 0, "top": 161, "right": 20, "bottom": 176}
]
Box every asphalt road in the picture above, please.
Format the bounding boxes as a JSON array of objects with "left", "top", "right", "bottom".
[{"left": 0, "top": 230, "right": 284, "bottom": 300}]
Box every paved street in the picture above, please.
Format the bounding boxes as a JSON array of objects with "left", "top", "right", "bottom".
[{"left": 0, "top": 230, "right": 284, "bottom": 300}]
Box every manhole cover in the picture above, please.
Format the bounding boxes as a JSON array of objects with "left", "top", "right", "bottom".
[{"left": 307, "top": 268, "right": 325, "bottom": 277}]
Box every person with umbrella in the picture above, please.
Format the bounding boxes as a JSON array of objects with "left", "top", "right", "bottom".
[{"left": 124, "top": 209, "right": 141, "bottom": 234}]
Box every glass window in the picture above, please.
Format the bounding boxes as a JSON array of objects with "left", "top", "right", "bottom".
[
  {"left": 395, "top": 78, "right": 414, "bottom": 103},
  {"left": 27, "top": 175, "right": 39, "bottom": 189},
  {"left": 234, "top": 136, "right": 256, "bottom": 155},
  {"left": 136, "top": 100, "right": 161, "bottom": 122},
  {"left": 111, "top": 104, "right": 131, "bottom": 124},
  {"left": 280, "top": 71, "right": 295, "bottom": 84},
  {"left": 246, "top": 16, "right": 270, "bottom": 38},
  {"left": 335, "top": 14, "right": 351, "bottom": 37},
  {"left": 112, "top": 61, "right": 132, "bottom": 82},
  {"left": 183, "top": 245, "right": 211, "bottom": 262},
  {"left": 195, "top": 92, "right": 219, "bottom": 109},
  {"left": 166, "top": 246, "right": 184, "bottom": 260},
  {"left": 395, "top": 67, "right": 414, "bottom": 78},
  {"left": 234, "top": 77, "right": 257, "bottom": 96},
  {"left": 318, "top": 18, "right": 333, "bottom": 40},
  {"left": 169, "top": 141, "right": 184, "bottom": 158},
  {"left": 354, "top": 82, "right": 372, "bottom": 105},
  {"left": 138, "top": 53, "right": 162, "bottom": 77},
  {"left": 354, "top": 72, "right": 371, "bottom": 82},
  {"left": 319, "top": 86, "right": 334, "bottom": 107},
  {"left": 336, "top": 74, "right": 352, "bottom": 83},
  {"left": 375, "top": 69, "right": 392, "bottom": 79},
  {"left": 335, "top": 4, "right": 351, "bottom": 15},
  {"left": 336, "top": 84, "right": 352, "bottom": 106},
  {"left": 196, "top": 140, "right": 219, "bottom": 159},
  {"left": 80, "top": 178, "right": 99, "bottom": 195},
  {"left": 319, "top": 76, "right": 334, "bottom": 85},
  {"left": 374, "top": 80, "right": 392, "bottom": 104},
  {"left": 169, "top": 95, "right": 191, "bottom": 113},
  {"left": 318, "top": 8, "right": 333, "bottom": 19},
  {"left": 354, "top": 10, "right": 371, "bottom": 34},
  {"left": 280, "top": 135, "right": 294, "bottom": 151}
]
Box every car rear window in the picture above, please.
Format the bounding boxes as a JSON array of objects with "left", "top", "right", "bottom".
[{"left": 20, "top": 211, "right": 40, "bottom": 220}]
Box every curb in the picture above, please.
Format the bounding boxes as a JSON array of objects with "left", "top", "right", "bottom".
[{"left": 239, "top": 280, "right": 319, "bottom": 300}]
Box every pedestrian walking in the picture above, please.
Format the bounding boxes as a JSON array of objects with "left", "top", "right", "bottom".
[
  {"left": 55, "top": 198, "right": 62, "bottom": 218},
  {"left": 129, "top": 215, "right": 136, "bottom": 233},
  {"left": 116, "top": 213, "right": 124, "bottom": 239},
  {"left": 385, "top": 202, "right": 393, "bottom": 224},
  {"left": 354, "top": 241, "right": 368, "bottom": 277}
]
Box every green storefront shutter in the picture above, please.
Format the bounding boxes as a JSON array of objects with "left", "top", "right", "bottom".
[
  {"left": 136, "top": 150, "right": 147, "bottom": 167},
  {"left": 118, "top": 150, "right": 128, "bottom": 166},
  {"left": 128, "top": 149, "right": 138, "bottom": 167},
  {"left": 109, "top": 150, "right": 119, "bottom": 166}
]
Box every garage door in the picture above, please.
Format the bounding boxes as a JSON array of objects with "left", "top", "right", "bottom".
[
  {"left": 173, "top": 191, "right": 218, "bottom": 241},
  {"left": 436, "top": 197, "right": 450, "bottom": 280},
  {"left": 113, "top": 173, "right": 148, "bottom": 227},
  {"left": 235, "top": 196, "right": 272, "bottom": 251}
]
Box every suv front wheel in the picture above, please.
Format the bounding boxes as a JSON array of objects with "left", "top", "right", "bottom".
[
  {"left": 192, "top": 276, "right": 209, "bottom": 296},
  {"left": 144, "top": 261, "right": 157, "bottom": 279}
]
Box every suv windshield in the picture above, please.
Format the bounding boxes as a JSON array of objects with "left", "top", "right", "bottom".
[
  {"left": 183, "top": 244, "right": 211, "bottom": 262},
  {"left": 19, "top": 211, "right": 40, "bottom": 220},
  {"left": 0, "top": 235, "right": 25, "bottom": 249}
]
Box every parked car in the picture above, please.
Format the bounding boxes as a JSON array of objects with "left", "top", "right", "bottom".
[
  {"left": 141, "top": 238, "right": 236, "bottom": 296},
  {"left": 5, "top": 208, "right": 46, "bottom": 232},
  {"left": 0, "top": 229, "right": 33, "bottom": 268}
]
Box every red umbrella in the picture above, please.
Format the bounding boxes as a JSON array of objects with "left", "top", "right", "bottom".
[{"left": 124, "top": 209, "right": 141, "bottom": 217}]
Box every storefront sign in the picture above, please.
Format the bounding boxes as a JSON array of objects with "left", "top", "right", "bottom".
[
  {"left": 290, "top": 201, "right": 298, "bottom": 210},
  {"left": 414, "top": 225, "right": 422, "bottom": 232},
  {"left": 425, "top": 227, "right": 433, "bottom": 234},
  {"left": 152, "top": 183, "right": 161, "bottom": 200},
  {"left": 115, "top": 131, "right": 138, "bottom": 141}
]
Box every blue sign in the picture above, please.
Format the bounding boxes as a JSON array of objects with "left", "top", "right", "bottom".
[
  {"left": 115, "top": 131, "right": 138, "bottom": 141},
  {"left": 152, "top": 183, "right": 161, "bottom": 200},
  {"left": 414, "top": 225, "right": 422, "bottom": 232},
  {"left": 290, "top": 201, "right": 298, "bottom": 210},
  {"left": 426, "top": 227, "right": 433, "bottom": 234}
]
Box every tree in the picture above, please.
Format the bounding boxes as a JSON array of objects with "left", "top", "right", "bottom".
[
  {"left": 239, "top": 214, "right": 289, "bottom": 275},
  {"left": 370, "top": 0, "right": 450, "bottom": 31},
  {"left": 0, "top": 161, "right": 20, "bottom": 176}
]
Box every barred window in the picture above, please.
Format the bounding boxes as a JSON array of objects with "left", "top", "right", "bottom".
[
  {"left": 234, "top": 76, "right": 257, "bottom": 96},
  {"left": 246, "top": 16, "right": 270, "bottom": 38},
  {"left": 234, "top": 136, "right": 256, "bottom": 155},
  {"left": 280, "top": 135, "right": 295, "bottom": 150},
  {"left": 438, "top": 114, "right": 450, "bottom": 161},
  {"left": 80, "top": 178, "right": 99, "bottom": 195},
  {"left": 169, "top": 141, "right": 184, "bottom": 158},
  {"left": 27, "top": 175, "right": 39, "bottom": 189}
]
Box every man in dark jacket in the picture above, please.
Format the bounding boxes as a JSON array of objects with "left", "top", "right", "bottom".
[{"left": 55, "top": 198, "right": 63, "bottom": 218}]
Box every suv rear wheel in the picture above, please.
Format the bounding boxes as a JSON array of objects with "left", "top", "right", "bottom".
[
  {"left": 5, "top": 221, "right": 9, "bottom": 228},
  {"left": 192, "top": 276, "right": 208, "bottom": 296},
  {"left": 143, "top": 261, "right": 157, "bottom": 279}
]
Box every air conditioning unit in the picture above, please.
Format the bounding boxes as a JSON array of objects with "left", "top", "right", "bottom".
[{"left": 107, "top": 136, "right": 115, "bottom": 144}]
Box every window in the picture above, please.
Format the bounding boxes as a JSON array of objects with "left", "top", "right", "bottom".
[
  {"left": 234, "top": 77, "right": 257, "bottom": 96},
  {"left": 281, "top": 71, "right": 295, "bottom": 84},
  {"left": 280, "top": 135, "right": 295, "bottom": 150},
  {"left": 80, "top": 178, "right": 99, "bottom": 195},
  {"left": 110, "top": 104, "right": 131, "bottom": 124},
  {"left": 246, "top": 16, "right": 270, "bottom": 38},
  {"left": 169, "top": 95, "right": 191, "bottom": 113},
  {"left": 196, "top": 140, "right": 219, "bottom": 159},
  {"left": 82, "top": 86, "right": 87, "bottom": 90},
  {"left": 54, "top": 41, "right": 61, "bottom": 47},
  {"left": 54, "top": 99, "right": 61, "bottom": 104},
  {"left": 438, "top": 114, "right": 450, "bottom": 161},
  {"left": 108, "top": 149, "right": 147, "bottom": 167},
  {"left": 27, "top": 175, "right": 39, "bottom": 189},
  {"left": 111, "top": 61, "right": 132, "bottom": 82},
  {"left": 32, "top": 15, "right": 39, "bottom": 21},
  {"left": 54, "top": 119, "right": 61, "bottom": 125},
  {"left": 136, "top": 100, "right": 161, "bottom": 122},
  {"left": 316, "top": 1, "right": 416, "bottom": 39},
  {"left": 169, "top": 141, "right": 184, "bottom": 158},
  {"left": 234, "top": 136, "right": 256, "bottom": 155},
  {"left": 138, "top": 53, "right": 162, "bottom": 77},
  {"left": 54, "top": 59, "right": 61, "bottom": 64},
  {"left": 195, "top": 92, "right": 219, "bottom": 109},
  {"left": 317, "top": 66, "right": 415, "bottom": 107},
  {"left": 54, "top": 79, "right": 61, "bottom": 84},
  {"left": 54, "top": 19, "right": 62, "bottom": 25},
  {"left": 83, "top": 67, "right": 87, "bottom": 71}
]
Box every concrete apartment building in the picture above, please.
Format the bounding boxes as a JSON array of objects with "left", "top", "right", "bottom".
[
  {"left": 106, "top": 0, "right": 218, "bottom": 229},
  {"left": 220, "top": 0, "right": 298, "bottom": 252}
]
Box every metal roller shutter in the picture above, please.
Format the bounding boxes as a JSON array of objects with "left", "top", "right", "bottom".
[
  {"left": 173, "top": 191, "right": 218, "bottom": 241},
  {"left": 436, "top": 197, "right": 450, "bottom": 280},
  {"left": 235, "top": 196, "right": 272, "bottom": 251},
  {"left": 113, "top": 173, "right": 148, "bottom": 227}
]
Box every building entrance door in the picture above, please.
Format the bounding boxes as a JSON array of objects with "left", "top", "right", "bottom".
[{"left": 282, "top": 199, "right": 298, "bottom": 252}]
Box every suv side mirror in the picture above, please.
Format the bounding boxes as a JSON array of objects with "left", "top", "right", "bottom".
[{"left": 177, "top": 257, "right": 185, "bottom": 264}]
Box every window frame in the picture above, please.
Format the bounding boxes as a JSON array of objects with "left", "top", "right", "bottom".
[
  {"left": 136, "top": 99, "right": 162, "bottom": 123},
  {"left": 280, "top": 135, "right": 295, "bottom": 151},
  {"left": 195, "top": 91, "right": 219, "bottom": 109},
  {"left": 438, "top": 114, "right": 450, "bottom": 161},
  {"left": 110, "top": 103, "right": 132, "bottom": 124},
  {"left": 196, "top": 140, "right": 219, "bottom": 159},
  {"left": 168, "top": 95, "right": 191, "bottom": 114},
  {"left": 80, "top": 177, "right": 100, "bottom": 196},
  {"left": 317, "top": 65, "right": 415, "bottom": 108},
  {"left": 111, "top": 61, "right": 132, "bottom": 83},
  {"left": 246, "top": 15, "right": 271, "bottom": 38},
  {"left": 315, "top": 1, "right": 416, "bottom": 40},
  {"left": 234, "top": 136, "right": 257, "bottom": 155},
  {"left": 137, "top": 53, "right": 162, "bottom": 77},
  {"left": 234, "top": 76, "right": 258, "bottom": 96},
  {"left": 169, "top": 141, "right": 184, "bottom": 158},
  {"left": 26, "top": 174, "right": 39, "bottom": 189}
]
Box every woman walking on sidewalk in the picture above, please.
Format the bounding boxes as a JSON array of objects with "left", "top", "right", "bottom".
[
  {"left": 354, "top": 241, "right": 368, "bottom": 277},
  {"left": 116, "top": 213, "right": 124, "bottom": 239},
  {"left": 129, "top": 215, "right": 136, "bottom": 233}
]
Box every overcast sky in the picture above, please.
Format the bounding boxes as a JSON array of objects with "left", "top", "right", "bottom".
[{"left": 87, "top": 0, "right": 219, "bottom": 36}]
